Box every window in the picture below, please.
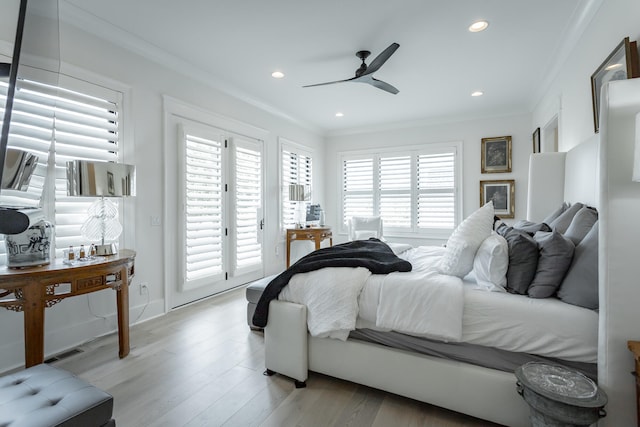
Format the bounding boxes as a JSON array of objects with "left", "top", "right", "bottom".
[
  {"left": 341, "top": 143, "right": 460, "bottom": 237},
  {"left": 0, "top": 78, "right": 123, "bottom": 265},
  {"left": 280, "top": 140, "right": 312, "bottom": 230}
]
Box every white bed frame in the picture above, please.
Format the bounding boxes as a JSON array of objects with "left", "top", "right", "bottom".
[{"left": 264, "top": 125, "right": 625, "bottom": 426}]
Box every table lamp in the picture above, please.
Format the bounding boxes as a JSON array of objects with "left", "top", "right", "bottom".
[
  {"left": 66, "top": 160, "right": 135, "bottom": 255},
  {"left": 288, "top": 184, "right": 307, "bottom": 228}
]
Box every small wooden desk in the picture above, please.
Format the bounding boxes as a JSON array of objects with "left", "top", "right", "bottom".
[
  {"left": 0, "top": 249, "right": 136, "bottom": 368},
  {"left": 629, "top": 340, "right": 640, "bottom": 426},
  {"left": 286, "top": 227, "right": 332, "bottom": 268}
]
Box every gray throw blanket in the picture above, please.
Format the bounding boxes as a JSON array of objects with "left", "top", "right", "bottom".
[{"left": 252, "top": 238, "right": 412, "bottom": 327}]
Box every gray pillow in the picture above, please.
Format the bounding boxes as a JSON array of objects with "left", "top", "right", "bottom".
[
  {"left": 543, "top": 202, "right": 569, "bottom": 224},
  {"left": 563, "top": 207, "right": 598, "bottom": 245},
  {"left": 514, "top": 220, "right": 552, "bottom": 235},
  {"left": 496, "top": 224, "right": 539, "bottom": 295},
  {"left": 557, "top": 221, "right": 599, "bottom": 309},
  {"left": 549, "top": 202, "right": 585, "bottom": 234},
  {"left": 528, "top": 230, "right": 575, "bottom": 298}
]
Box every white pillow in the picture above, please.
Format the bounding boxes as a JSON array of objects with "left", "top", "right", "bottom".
[
  {"left": 473, "top": 233, "right": 508, "bottom": 292},
  {"left": 438, "top": 202, "right": 495, "bottom": 277},
  {"left": 354, "top": 230, "right": 378, "bottom": 240}
]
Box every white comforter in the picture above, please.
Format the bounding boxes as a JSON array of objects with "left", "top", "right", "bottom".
[{"left": 278, "top": 245, "right": 464, "bottom": 342}]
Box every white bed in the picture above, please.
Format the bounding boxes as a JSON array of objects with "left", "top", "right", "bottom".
[{"left": 263, "top": 136, "right": 601, "bottom": 427}]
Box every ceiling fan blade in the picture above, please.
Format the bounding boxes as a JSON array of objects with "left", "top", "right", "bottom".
[
  {"left": 369, "top": 78, "right": 399, "bottom": 94},
  {"left": 363, "top": 43, "right": 399, "bottom": 76},
  {"left": 302, "top": 77, "right": 355, "bottom": 88},
  {"left": 0, "top": 63, "right": 11, "bottom": 78}
]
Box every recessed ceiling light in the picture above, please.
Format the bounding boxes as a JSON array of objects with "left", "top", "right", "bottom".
[
  {"left": 335, "top": 112, "right": 344, "bottom": 117},
  {"left": 471, "top": 91, "right": 484, "bottom": 97},
  {"left": 605, "top": 63, "right": 622, "bottom": 71},
  {"left": 469, "top": 20, "right": 489, "bottom": 32},
  {"left": 271, "top": 71, "right": 285, "bottom": 79}
]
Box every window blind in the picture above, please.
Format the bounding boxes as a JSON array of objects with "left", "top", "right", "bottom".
[
  {"left": 281, "top": 146, "right": 312, "bottom": 229},
  {"left": 0, "top": 79, "right": 123, "bottom": 265},
  {"left": 341, "top": 145, "right": 459, "bottom": 235},
  {"left": 234, "top": 140, "right": 262, "bottom": 273},
  {"left": 183, "top": 133, "right": 224, "bottom": 283}
]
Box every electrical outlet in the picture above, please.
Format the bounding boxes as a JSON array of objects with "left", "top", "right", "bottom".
[{"left": 139, "top": 282, "right": 149, "bottom": 295}]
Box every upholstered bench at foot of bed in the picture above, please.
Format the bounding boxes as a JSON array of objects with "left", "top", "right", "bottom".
[
  {"left": 246, "top": 274, "right": 278, "bottom": 330},
  {"left": 0, "top": 363, "right": 115, "bottom": 427}
]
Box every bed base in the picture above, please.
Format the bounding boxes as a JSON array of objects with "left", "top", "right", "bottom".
[{"left": 265, "top": 300, "right": 531, "bottom": 427}]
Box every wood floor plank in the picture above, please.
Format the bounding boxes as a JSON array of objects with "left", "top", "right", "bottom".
[{"left": 39, "top": 286, "right": 505, "bottom": 426}]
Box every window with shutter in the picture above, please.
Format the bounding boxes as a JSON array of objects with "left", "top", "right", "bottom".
[
  {"left": 281, "top": 143, "right": 312, "bottom": 230},
  {"left": 182, "top": 131, "right": 224, "bottom": 287},
  {"left": 340, "top": 143, "right": 460, "bottom": 237},
  {"left": 233, "top": 138, "right": 262, "bottom": 274},
  {"left": 0, "top": 78, "right": 123, "bottom": 265}
]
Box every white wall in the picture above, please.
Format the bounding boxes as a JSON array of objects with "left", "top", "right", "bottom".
[
  {"left": 0, "top": 8, "right": 324, "bottom": 373},
  {"left": 325, "top": 113, "right": 533, "bottom": 247},
  {"left": 533, "top": 0, "right": 640, "bottom": 152},
  {"left": 532, "top": 0, "right": 640, "bottom": 425}
]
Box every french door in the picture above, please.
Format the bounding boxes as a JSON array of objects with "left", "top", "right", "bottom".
[{"left": 170, "top": 121, "right": 264, "bottom": 308}]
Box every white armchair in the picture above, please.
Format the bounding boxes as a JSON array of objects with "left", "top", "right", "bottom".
[{"left": 348, "top": 216, "right": 384, "bottom": 241}]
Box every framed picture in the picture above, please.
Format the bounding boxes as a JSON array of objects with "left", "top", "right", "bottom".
[
  {"left": 591, "top": 37, "right": 640, "bottom": 133},
  {"left": 480, "top": 179, "right": 515, "bottom": 218},
  {"left": 481, "top": 136, "right": 512, "bottom": 173},
  {"left": 532, "top": 127, "right": 541, "bottom": 153}
]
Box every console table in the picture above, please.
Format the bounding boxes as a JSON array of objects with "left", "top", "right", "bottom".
[
  {"left": 0, "top": 249, "right": 136, "bottom": 368},
  {"left": 286, "top": 227, "right": 332, "bottom": 268}
]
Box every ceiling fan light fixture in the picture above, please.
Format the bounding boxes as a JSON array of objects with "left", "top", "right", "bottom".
[
  {"left": 471, "top": 91, "right": 484, "bottom": 97},
  {"left": 335, "top": 112, "right": 344, "bottom": 117},
  {"left": 271, "top": 71, "right": 285, "bottom": 79},
  {"left": 469, "top": 21, "right": 489, "bottom": 32}
]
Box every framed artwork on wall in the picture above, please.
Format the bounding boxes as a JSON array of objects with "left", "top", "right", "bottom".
[
  {"left": 532, "top": 127, "right": 541, "bottom": 153},
  {"left": 481, "top": 136, "right": 512, "bottom": 173},
  {"left": 480, "top": 179, "right": 515, "bottom": 218},
  {"left": 591, "top": 37, "right": 640, "bottom": 133}
]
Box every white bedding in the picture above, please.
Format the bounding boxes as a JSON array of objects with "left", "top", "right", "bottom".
[{"left": 279, "top": 244, "right": 598, "bottom": 363}]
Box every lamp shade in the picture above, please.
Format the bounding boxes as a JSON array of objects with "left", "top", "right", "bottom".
[
  {"left": 289, "top": 184, "right": 305, "bottom": 201},
  {"left": 634, "top": 112, "right": 640, "bottom": 182},
  {"left": 67, "top": 160, "right": 136, "bottom": 197}
]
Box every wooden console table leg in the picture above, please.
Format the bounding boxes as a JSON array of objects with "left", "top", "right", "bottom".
[
  {"left": 116, "top": 266, "right": 130, "bottom": 358},
  {"left": 22, "top": 283, "right": 45, "bottom": 368}
]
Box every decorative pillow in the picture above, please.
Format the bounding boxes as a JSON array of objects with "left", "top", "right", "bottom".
[
  {"left": 513, "top": 219, "right": 552, "bottom": 235},
  {"left": 354, "top": 230, "right": 378, "bottom": 240},
  {"left": 563, "top": 207, "right": 598, "bottom": 245},
  {"left": 557, "top": 221, "right": 599, "bottom": 309},
  {"left": 473, "top": 233, "right": 508, "bottom": 292},
  {"left": 549, "top": 202, "right": 584, "bottom": 234},
  {"left": 438, "top": 202, "right": 494, "bottom": 278},
  {"left": 528, "top": 230, "right": 575, "bottom": 298},
  {"left": 496, "top": 224, "right": 539, "bottom": 294},
  {"left": 543, "top": 202, "right": 569, "bottom": 225}
]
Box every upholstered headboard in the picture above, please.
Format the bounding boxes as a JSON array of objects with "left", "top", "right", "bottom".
[{"left": 527, "top": 135, "right": 599, "bottom": 222}]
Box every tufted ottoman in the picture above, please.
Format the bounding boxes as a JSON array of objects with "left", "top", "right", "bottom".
[
  {"left": 246, "top": 274, "right": 278, "bottom": 330},
  {"left": 0, "top": 363, "right": 115, "bottom": 427}
]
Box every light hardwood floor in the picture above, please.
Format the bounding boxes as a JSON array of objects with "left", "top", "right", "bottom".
[{"left": 52, "top": 287, "right": 504, "bottom": 427}]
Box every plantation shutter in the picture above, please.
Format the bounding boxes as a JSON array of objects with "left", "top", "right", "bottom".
[
  {"left": 379, "top": 155, "right": 411, "bottom": 229},
  {"left": 340, "top": 144, "right": 459, "bottom": 235},
  {"left": 182, "top": 131, "right": 224, "bottom": 289},
  {"left": 53, "top": 83, "right": 121, "bottom": 256},
  {"left": 232, "top": 137, "right": 263, "bottom": 275},
  {"left": 417, "top": 151, "right": 456, "bottom": 230},
  {"left": 281, "top": 146, "right": 312, "bottom": 230},
  {"left": 0, "top": 79, "right": 123, "bottom": 265},
  {"left": 342, "top": 157, "right": 374, "bottom": 226}
]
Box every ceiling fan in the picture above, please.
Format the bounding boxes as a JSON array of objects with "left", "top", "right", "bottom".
[{"left": 303, "top": 42, "right": 400, "bottom": 94}]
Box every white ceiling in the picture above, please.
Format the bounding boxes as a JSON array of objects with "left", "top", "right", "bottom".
[{"left": 61, "top": 0, "right": 591, "bottom": 135}]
